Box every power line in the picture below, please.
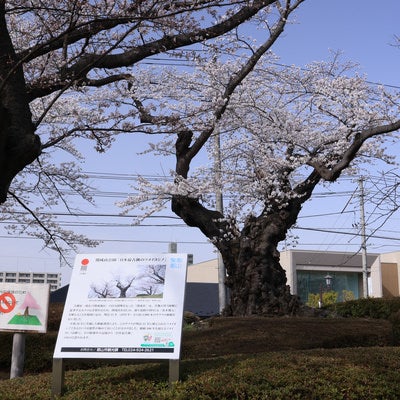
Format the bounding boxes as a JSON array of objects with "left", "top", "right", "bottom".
[
  {"left": 1, "top": 208, "right": 356, "bottom": 221},
  {"left": 1, "top": 211, "right": 180, "bottom": 219},
  {"left": 2, "top": 223, "right": 400, "bottom": 243},
  {"left": 295, "top": 226, "right": 400, "bottom": 242},
  {"left": 0, "top": 235, "right": 209, "bottom": 245},
  {"left": 139, "top": 54, "right": 400, "bottom": 90},
  {"left": 298, "top": 211, "right": 354, "bottom": 219}
]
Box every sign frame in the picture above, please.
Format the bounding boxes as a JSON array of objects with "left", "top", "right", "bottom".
[
  {"left": 52, "top": 253, "right": 187, "bottom": 397},
  {"left": 54, "top": 253, "right": 187, "bottom": 359},
  {"left": 0, "top": 283, "right": 50, "bottom": 333}
]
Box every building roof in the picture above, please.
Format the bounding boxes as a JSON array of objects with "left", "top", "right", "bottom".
[{"left": 281, "top": 249, "right": 379, "bottom": 268}]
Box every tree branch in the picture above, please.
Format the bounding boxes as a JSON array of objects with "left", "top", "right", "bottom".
[
  {"left": 23, "top": 0, "right": 277, "bottom": 101},
  {"left": 309, "top": 119, "right": 400, "bottom": 181},
  {"left": 7, "top": 190, "right": 71, "bottom": 266},
  {"left": 27, "top": 73, "right": 133, "bottom": 100},
  {"left": 184, "top": 0, "right": 304, "bottom": 166}
]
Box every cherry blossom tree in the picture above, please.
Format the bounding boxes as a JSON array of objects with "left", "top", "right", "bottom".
[
  {"left": 137, "top": 264, "right": 166, "bottom": 295},
  {"left": 119, "top": 44, "right": 400, "bottom": 315},
  {"left": 3, "top": 0, "right": 399, "bottom": 316},
  {"left": 20, "top": 292, "right": 41, "bottom": 317},
  {"left": 115, "top": 276, "right": 136, "bottom": 298},
  {"left": 90, "top": 275, "right": 136, "bottom": 298},
  {"left": 90, "top": 281, "right": 115, "bottom": 298},
  {"left": 0, "top": 0, "right": 291, "bottom": 259}
]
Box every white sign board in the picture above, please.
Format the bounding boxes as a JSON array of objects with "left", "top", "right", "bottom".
[
  {"left": 54, "top": 253, "right": 187, "bottom": 359},
  {"left": 0, "top": 283, "right": 49, "bottom": 333}
]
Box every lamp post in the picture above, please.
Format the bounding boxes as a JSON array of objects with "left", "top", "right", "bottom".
[{"left": 318, "top": 273, "right": 333, "bottom": 308}]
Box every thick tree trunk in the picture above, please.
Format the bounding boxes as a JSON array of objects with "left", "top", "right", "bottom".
[
  {"left": 222, "top": 215, "right": 299, "bottom": 316},
  {"left": 224, "top": 244, "right": 298, "bottom": 316},
  {"left": 0, "top": 5, "right": 41, "bottom": 204},
  {"left": 0, "top": 105, "right": 40, "bottom": 203},
  {"left": 172, "top": 123, "right": 321, "bottom": 316},
  {"left": 172, "top": 196, "right": 310, "bottom": 316}
]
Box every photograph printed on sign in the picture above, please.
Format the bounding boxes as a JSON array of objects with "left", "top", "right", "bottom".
[{"left": 88, "top": 264, "right": 166, "bottom": 299}]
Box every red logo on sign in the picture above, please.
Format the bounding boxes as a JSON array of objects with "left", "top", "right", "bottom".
[{"left": 0, "top": 292, "right": 16, "bottom": 313}]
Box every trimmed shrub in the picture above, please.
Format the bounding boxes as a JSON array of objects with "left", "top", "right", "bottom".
[
  {"left": 329, "top": 297, "right": 400, "bottom": 344},
  {"left": 331, "top": 297, "right": 400, "bottom": 319}
]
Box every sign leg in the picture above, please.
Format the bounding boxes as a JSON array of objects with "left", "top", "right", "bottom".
[
  {"left": 169, "top": 359, "right": 179, "bottom": 383},
  {"left": 10, "top": 333, "right": 25, "bottom": 379},
  {"left": 51, "top": 358, "right": 65, "bottom": 398}
]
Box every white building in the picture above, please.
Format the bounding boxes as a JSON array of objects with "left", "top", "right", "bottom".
[
  {"left": 0, "top": 271, "right": 61, "bottom": 292},
  {"left": 279, "top": 249, "right": 382, "bottom": 303},
  {"left": 187, "top": 250, "right": 400, "bottom": 304},
  {"left": 186, "top": 259, "right": 219, "bottom": 283}
]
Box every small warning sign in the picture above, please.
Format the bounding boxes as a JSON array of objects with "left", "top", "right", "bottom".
[
  {"left": 0, "top": 283, "right": 49, "bottom": 333},
  {"left": 0, "top": 292, "right": 16, "bottom": 313}
]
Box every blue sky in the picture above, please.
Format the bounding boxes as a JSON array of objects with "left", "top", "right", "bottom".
[
  {"left": 1, "top": 0, "right": 399, "bottom": 285},
  {"left": 276, "top": 0, "right": 399, "bottom": 86}
]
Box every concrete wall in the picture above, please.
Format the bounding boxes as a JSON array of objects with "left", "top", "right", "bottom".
[{"left": 186, "top": 259, "right": 218, "bottom": 283}]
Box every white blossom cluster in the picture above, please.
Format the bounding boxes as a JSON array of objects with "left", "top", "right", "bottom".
[
  {"left": 120, "top": 51, "right": 400, "bottom": 228},
  {"left": 1, "top": 1, "right": 398, "bottom": 256},
  {"left": 4, "top": 0, "right": 290, "bottom": 257}
]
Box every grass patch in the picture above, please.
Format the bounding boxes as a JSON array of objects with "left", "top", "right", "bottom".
[
  {"left": 1, "top": 348, "right": 400, "bottom": 399},
  {"left": 0, "top": 302, "right": 399, "bottom": 399}
]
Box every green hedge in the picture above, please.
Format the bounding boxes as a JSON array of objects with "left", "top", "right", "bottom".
[
  {"left": 1, "top": 348, "right": 400, "bottom": 399},
  {"left": 328, "top": 297, "right": 400, "bottom": 345},
  {"left": 329, "top": 297, "right": 400, "bottom": 319}
]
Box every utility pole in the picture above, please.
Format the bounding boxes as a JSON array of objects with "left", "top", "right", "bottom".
[
  {"left": 214, "top": 130, "right": 227, "bottom": 313},
  {"left": 168, "top": 242, "right": 177, "bottom": 254},
  {"left": 359, "top": 178, "right": 369, "bottom": 298}
]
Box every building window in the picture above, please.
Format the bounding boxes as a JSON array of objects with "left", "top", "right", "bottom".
[{"left": 296, "top": 271, "right": 359, "bottom": 304}]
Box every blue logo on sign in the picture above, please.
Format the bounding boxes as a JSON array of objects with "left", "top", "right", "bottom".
[{"left": 170, "top": 257, "right": 183, "bottom": 268}]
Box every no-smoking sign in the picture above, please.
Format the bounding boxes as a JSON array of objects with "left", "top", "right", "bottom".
[
  {"left": 0, "top": 292, "right": 16, "bottom": 313},
  {"left": 0, "top": 283, "right": 49, "bottom": 333}
]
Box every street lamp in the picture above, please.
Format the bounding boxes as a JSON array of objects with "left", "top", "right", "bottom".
[
  {"left": 318, "top": 273, "right": 333, "bottom": 308},
  {"left": 325, "top": 274, "right": 332, "bottom": 289}
]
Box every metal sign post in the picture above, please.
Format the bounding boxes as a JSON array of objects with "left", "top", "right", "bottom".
[{"left": 10, "top": 332, "right": 26, "bottom": 379}]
